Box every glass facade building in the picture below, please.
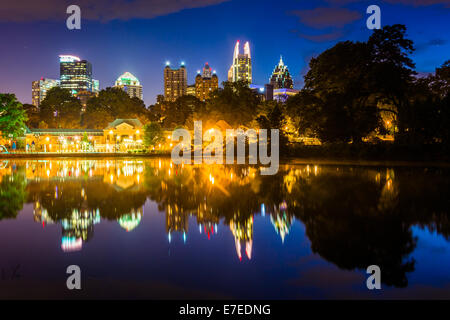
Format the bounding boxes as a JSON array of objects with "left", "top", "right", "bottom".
[
  {"left": 228, "top": 41, "right": 252, "bottom": 84},
  {"left": 59, "top": 55, "right": 93, "bottom": 95},
  {"left": 31, "top": 78, "right": 60, "bottom": 107}
]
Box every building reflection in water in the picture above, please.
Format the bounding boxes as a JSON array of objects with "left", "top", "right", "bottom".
[{"left": 3, "top": 158, "right": 450, "bottom": 288}]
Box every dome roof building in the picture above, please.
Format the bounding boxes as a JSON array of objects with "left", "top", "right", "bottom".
[{"left": 114, "top": 72, "right": 143, "bottom": 100}]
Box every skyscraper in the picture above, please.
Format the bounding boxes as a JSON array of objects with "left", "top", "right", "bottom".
[
  {"left": 164, "top": 62, "right": 187, "bottom": 102},
  {"left": 195, "top": 63, "right": 219, "bottom": 101},
  {"left": 59, "top": 55, "right": 93, "bottom": 95},
  {"left": 114, "top": 72, "right": 143, "bottom": 100},
  {"left": 228, "top": 41, "right": 252, "bottom": 84},
  {"left": 31, "top": 78, "right": 60, "bottom": 107},
  {"left": 269, "top": 56, "right": 293, "bottom": 89}
]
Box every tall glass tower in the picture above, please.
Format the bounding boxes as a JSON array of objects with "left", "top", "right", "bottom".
[
  {"left": 228, "top": 41, "right": 252, "bottom": 84},
  {"left": 59, "top": 55, "right": 93, "bottom": 95}
]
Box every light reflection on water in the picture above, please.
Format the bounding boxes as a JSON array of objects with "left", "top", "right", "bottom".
[{"left": 0, "top": 158, "right": 449, "bottom": 299}]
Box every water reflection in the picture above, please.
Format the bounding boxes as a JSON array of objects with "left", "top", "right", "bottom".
[{"left": 1, "top": 158, "right": 450, "bottom": 289}]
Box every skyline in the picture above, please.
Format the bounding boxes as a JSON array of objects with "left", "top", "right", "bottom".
[{"left": 1, "top": 0, "right": 449, "bottom": 106}]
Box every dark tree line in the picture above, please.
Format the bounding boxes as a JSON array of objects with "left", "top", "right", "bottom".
[{"left": 287, "top": 24, "right": 450, "bottom": 146}]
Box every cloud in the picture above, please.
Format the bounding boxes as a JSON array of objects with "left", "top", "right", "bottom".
[
  {"left": 296, "top": 30, "right": 345, "bottom": 42},
  {"left": 291, "top": 7, "right": 361, "bottom": 29},
  {"left": 0, "top": 0, "right": 230, "bottom": 22},
  {"left": 383, "top": 0, "right": 450, "bottom": 7},
  {"left": 324, "top": 0, "right": 450, "bottom": 6}
]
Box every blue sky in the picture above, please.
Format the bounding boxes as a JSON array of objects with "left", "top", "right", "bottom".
[{"left": 0, "top": 0, "right": 449, "bottom": 105}]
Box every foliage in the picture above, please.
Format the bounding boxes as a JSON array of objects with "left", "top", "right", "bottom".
[
  {"left": 0, "top": 93, "right": 28, "bottom": 139},
  {"left": 143, "top": 122, "right": 165, "bottom": 147},
  {"left": 83, "top": 87, "right": 148, "bottom": 129},
  {"left": 39, "top": 87, "right": 82, "bottom": 128},
  {"left": 0, "top": 173, "right": 27, "bottom": 220}
]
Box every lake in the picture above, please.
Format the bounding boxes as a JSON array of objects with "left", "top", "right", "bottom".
[{"left": 0, "top": 158, "right": 449, "bottom": 299}]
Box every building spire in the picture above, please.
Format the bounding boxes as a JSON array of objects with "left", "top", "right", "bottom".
[
  {"left": 279, "top": 55, "right": 284, "bottom": 66},
  {"left": 244, "top": 41, "right": 251, "bottom": 59},
  {"left": 233, "top": 41, "right": 240, "bottom": 60}
]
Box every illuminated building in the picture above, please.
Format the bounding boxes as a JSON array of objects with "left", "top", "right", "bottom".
[
  {"left": 273, "top": 88, "right": 299, "bottom": 103},
  {"left": 31, "top": 78, "right": 60, "bottom": 107},
  {"left": 25, "top": 118, "right": 143, "bottom": 153},
  {"left": 229, "top": 216, "right": 254, "bottom": 261},
  {"left": 118, "top": 208, "right": 143, "bottom": 232},
  {"left": 114, "top": 72, "right": 143, "bottom": 100},
  {"left": 59, "top": 55, "right": 93, "bottom": 95},
  {"left": 186, "top": 85, "right": 196, "bottom": 96},
  {"left": 270, "top": 205, "right": 293, "bottom": 243},
  {"left": 195, "top": 63, "right": 219, "bottom": 101},
  {"left": 93, "top": 79, "right": 100, "bottom": 93},
  {"left": 164, "top": 62, "right": 187, "bottom": 102},
  {"left": 228, "top": 41, "right": 252, "bottom": 84},
  {"left": 166, "top": 204, "right": 188, "bottom": 243},
  {"left": 60, "top": 208, "right": 100, "bottom": 252},
  {"left": 269, "top": 56, "right": 293, "bottom": 89}
]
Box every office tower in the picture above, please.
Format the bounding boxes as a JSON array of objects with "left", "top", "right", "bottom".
[
  {"left": 228, "top": 41, "right": 252, "bottom": 84},
  {"left": 164, "top": 62, "right": 187, "bottom": 102},
  {"left": 31, "top": 78, "right": 60, "bottom": 107},
  {"left": 269, "top": 56, "right": 293, "bottom": 89},
  {"left": 59, "top": 55, "right": 93, "bottom": 95},
  {"left": 114, "top": 72, "right": 143, "bottom": 100},
  {"left": 92, "top": 79, "right": 100, "bottom": 93},
  {"left": 195, "top": 63, "right": 219, "bottom": 101},
  {"left": 186, "top": 85, "right": 196, "bottom": 96}
]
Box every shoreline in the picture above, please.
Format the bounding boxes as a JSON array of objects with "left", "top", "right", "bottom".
[{"left": 1, "top": 152, "right": 450, "bottom": 168}]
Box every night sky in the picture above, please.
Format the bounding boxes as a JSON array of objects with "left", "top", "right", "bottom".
[{"left": 0, "top": 0, "right": 449, "bottom": 106}]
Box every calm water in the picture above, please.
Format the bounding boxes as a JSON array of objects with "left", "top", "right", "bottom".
[{"left": 0, "top": 158, "right": 450, "bottom": 299}]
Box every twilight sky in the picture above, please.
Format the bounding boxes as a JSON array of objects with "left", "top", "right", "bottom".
[{"left": 0, "top": 0, "right": 449, "bottom": 106}]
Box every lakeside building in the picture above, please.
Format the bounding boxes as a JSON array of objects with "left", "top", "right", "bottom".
[
  {"left": 31, "top": 78, "right": 60, "bottom": 107},
  {"left": 195, "top": 63, "right": 219, "bottom": 101},
  {"left": 59, "top": 55, "right": 93, "bottom": 95},
  {"left": 228, "top": 41, "right": 252, "bottom": 84},
  {"left": 164, "top": 62, "right": 187, "bottom": 102},
  {"left": 114, "top": 72, "right": 143, "bottom": 100},
  {"left": 269, "top": 56, "right": 293, "bottom": 89},
  {"left": 25, "top": 119, "right": 144, "bottom": 153}
]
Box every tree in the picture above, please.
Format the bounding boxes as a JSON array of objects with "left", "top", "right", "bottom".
[
  {"left": 0, "top": 93, "right": 28, "bottom": 139},
  {"left": 143, "top": 122, "right": 165, "bottom": 148},
  {"left": 39, "top": 87, "right": 82, "bottom": 128},
  {"left": 23, "top": 103, "right": 40, "bottom": 128},
  {"left": 0, "top": 172, "right": 27, "bottom": 221},
  {"left": 204, "top": 81, "right": 260, "bottom": 127},
  {"left": 367, "top": 24, "right": 416, "bottom": 142},
  {"left": 256, "top": 101, "right": 289, "bottom": 151},
  {"left": 292, "top": 41, "right": 380, "bottom": 143},
  {"left": 83, "top": 87, "right": 148, "bottom": 128}
]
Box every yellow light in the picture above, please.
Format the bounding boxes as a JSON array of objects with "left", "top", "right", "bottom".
[
  {"left": 46, "top": 137, "right": 50, "bottom": 142},
  {"left": 109, "top": 130, "right": 113, "bottom": 135},
  {"left": 136, "top": 130, "right": 140, "bottom": 134}
]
